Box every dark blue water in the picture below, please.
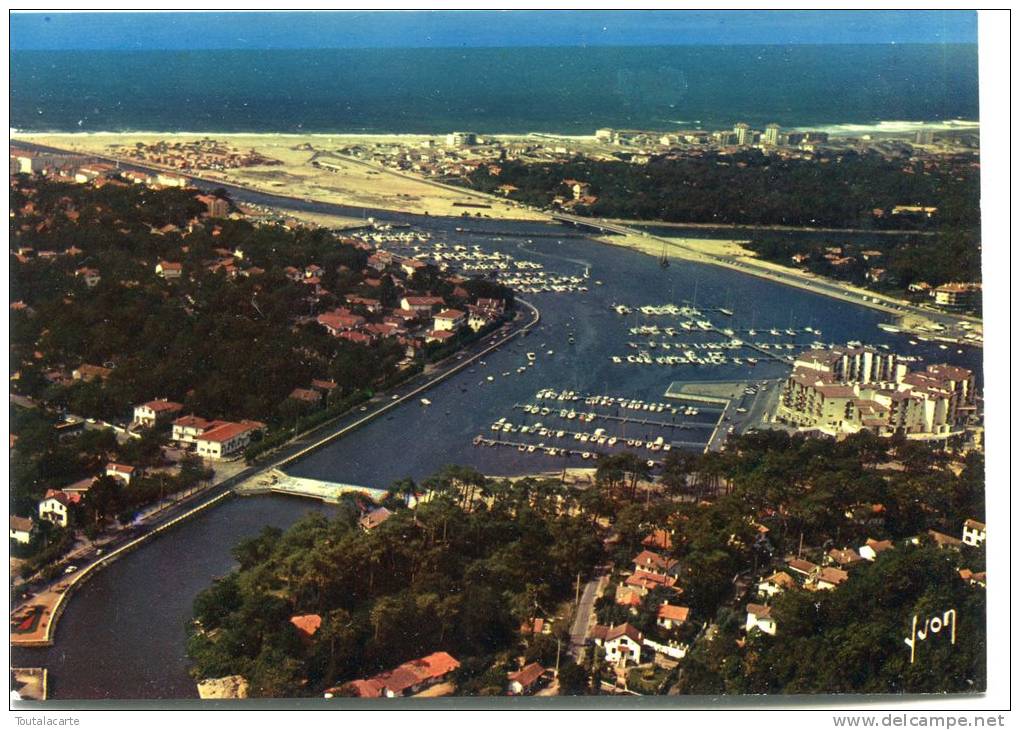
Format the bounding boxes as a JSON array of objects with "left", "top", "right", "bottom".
[{"left": 10, "top": 45, "right": 978, "bottom": 134}]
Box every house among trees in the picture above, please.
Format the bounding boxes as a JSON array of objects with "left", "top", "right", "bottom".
[
  {"left": 325, "top": 651, "right": 460, "bottom": 699},
  {"left": 615, "top": 585, "right": 644, "bottom": 610},
  {"left": 288, "top": 387, "right": 323, "bottom": 405},
  {"left": 961, "top": 519, "right": 986, "bottom": 547},
  {"left": 631, "top": 549, "right": 679, "bottom": 576},
  {"left": 155, "top": 261, "right": 183, "bottom": 280},
  {"left": 656, "top": 603, "right": 690, "bottom": 630},
  {"left": 642, "top": 529, "right": 673, "bottom": 551},
  {"left": 105, "top": 463, "right": 136, "bottom": 486},
  {"left": 433, "top": 309, "right": 466, "bottom": 332},
  {"left": 358, "top": 506, "right": 392, "bottom": 532},
  {"left": 72, "top": 364, "right": 112, "bottom": 382},
  {"left": 858, "top": 538, "right": 894, "bottom": 561},
  {"left": 133, "top": 398, "right": 184, "bottom": 428},
  {"left": 813, "top": 567, "right": 849, "bottom": 591},
  {"left": 591, "top": 623, "right": 644, "bottom": 666},
  {"left": 75, "top": 266, "right": 101, "bottom": 287},
  {"left": 507, "top": 662, "right": 546, "bottom": 695},
  {"left": 786, "top": 557, "right": 819, "bottom": 582},
  {"left": 746, "top": 604, "right": 777, "bottom": 636},
  {"left": 400, "top": 295, "right": 444, "bottom": 313},
  {"left": 38, "top": 489, "right": 81, "bottom": 527},
  {"left": 926, "top": 530, "right": 964, "bottom": 550},
  {"left": 826, "top": 547, "right": 864, "bottom": 570},
  {"left": 757, "top": 570, "right": 797, "bottom": 598},
  {"left": 289, "top": 614, "right": 322, "bottom": 642},
  {"left": 9, "top": 515, "right": 35, "bottom": 544}
]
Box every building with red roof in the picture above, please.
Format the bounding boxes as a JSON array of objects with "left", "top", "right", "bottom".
[
  {"left": 656, "top": 603, "right": 691, "bottom": 630},
  {"left": 105, "top": 463, "right": 137, "bottom": 486},
  {"left": 155, "top": 261, "right": 183, "bottom": 280},
  {"left": 507, "top": 663, "right": 546, "bottom": 695},
  {"left": 426, "top": 329, "right": 457, "bottom": 344},
  {"left": 172, "top": 415, "right": 263, "bottom": 460},
  {"left": 326, "top": 651, "right": 460, "bottom": 699},
  {"left": 289, "top": 388, "right": 323, "bottom": 405},
  {"left": 133, "top": 398, "right": 184, "bottom": 428},
  {"left": 592, "top": 623, "right": 644, "bottom": 666},
  {"left": 317, "top": 309, "right": 366, "bottom": 336},
  {"left": 400, "top": 295, "right": 444, "bottom": 313},
  {"left": 433, "top": 309, "right": 466, "bottom": 332},
  {"left": 289, "top": 614, "right": 322, "bottom": 641},
  {"left": 632, "top": 549, "right": 679, "bottom": 576}
]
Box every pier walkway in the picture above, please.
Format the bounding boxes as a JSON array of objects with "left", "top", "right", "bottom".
[{"left": 510, "top": 403, "right": 716, "bottom": 430}]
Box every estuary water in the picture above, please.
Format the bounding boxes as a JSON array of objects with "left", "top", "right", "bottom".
[{"left": 11, "top": 215, "right": 982, "bottom": 699}]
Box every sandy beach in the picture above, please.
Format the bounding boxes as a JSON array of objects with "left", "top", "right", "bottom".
[
  {"left": 13, "top": 131, "right": 980, "bottom": 338},
  {"left": 13, "top": 132, "right": 550, "bottom": 221}
]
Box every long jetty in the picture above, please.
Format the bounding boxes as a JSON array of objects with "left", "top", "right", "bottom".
[{"left": 510, "top": 404, "right": 716, "bottom": 430}]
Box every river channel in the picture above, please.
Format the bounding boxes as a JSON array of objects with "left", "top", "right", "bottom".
[{"left": 11, "top": 202, "right": 983, "bottom": 700}]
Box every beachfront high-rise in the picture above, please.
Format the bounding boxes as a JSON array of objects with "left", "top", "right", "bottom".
[{"left": 733, "top": 122, "right": 752, "bottom": 145}]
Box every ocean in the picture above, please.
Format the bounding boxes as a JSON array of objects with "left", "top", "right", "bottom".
[{"left": 10, "top": 44, "right": 979, "bottom": 134}]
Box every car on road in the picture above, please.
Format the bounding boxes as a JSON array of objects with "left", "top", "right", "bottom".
[
  {"left": 391, "top": 395, "right": 399, "bottom": 400},
  {"left": 735, "top": 407, "right": 748, "bottom": 414},
  {"left": 64, "top": 565, "right": 79, "bottom": 574},
  {"left": 359, "top": 406, "right": 368, "bottom": 412}
]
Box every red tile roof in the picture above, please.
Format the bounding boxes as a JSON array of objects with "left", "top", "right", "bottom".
[
  {"left": 657, "top": 604, "right": 690, "bottom": 623},
  {"left": 864, "top": 538, "right": 894, "bottom": 554},
  {"left": 827, "top": 547, "right": 863, "bottom": 566},
  {"left": 786, "top": 558, "right": 819, "bottom": 575},
  {"left": 289, "top": 614, "right": 322, "bottom": 639},
  {"left": 358, "top": 507, "right": 392, "bottom": 530},
  {"left": 762, "top": 571, "right": 797, "bottom": 590},
  {"left": 289, "top": 387, "right": 322, "bottom": 403},
  {"left": 816, "top": 567, "right": 849, "bottom": 586},
  {"left": 508, "top": 662, "right": 545, "bottom": 689},
  {"left": 642, "top": 529, "right": 673, "bottom": 550},
  {"left": 435, "top": 309, "right": 465, "bottom": 320},
  {"left": 604, "top": 623, "right": 643, "bottom": 644},
  {"left": 174, "top": 415, "right": 216, "bottom": 430},
  {"left": 141, "top": 399, "right": 183, "bottom": 413},
  {"left": 632, "top": 550, "right": 678, "bottom": 573},
  {"left": 198, "top": 421, "right": 258, "bottom": 444},
  {"left": 625, "top": 570, "right": 679, "bottom": 591},
  {"left": 10, "top": 515, "right": 34, "bottom": 533}
]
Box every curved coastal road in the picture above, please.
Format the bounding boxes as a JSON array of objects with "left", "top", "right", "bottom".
[{"left": 12, "top": 299, "right": 541, "bottom": 647}]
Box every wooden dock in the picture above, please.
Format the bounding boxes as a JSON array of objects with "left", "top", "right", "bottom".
[
  {"left": 474, "top": 436, "right": 705, "bottom": 461},
  {"left": 511, "top": 403, "right": 716, "bottom": 430}
]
